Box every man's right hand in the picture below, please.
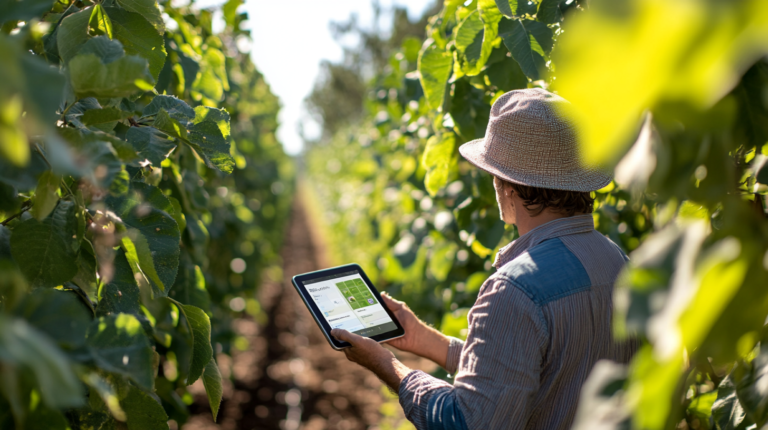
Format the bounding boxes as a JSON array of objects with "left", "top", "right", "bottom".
[{"left": 380, "top": 292, "right": 450, "bottom": 369}]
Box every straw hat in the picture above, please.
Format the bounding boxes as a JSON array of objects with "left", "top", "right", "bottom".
[{"left": 458, "top": 88, "right": 611, "bottom": 192}]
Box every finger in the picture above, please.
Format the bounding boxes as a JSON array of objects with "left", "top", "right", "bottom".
[
  {"left": 331, "top": 328, "right": 361, "bottom": 345},
  {"left": 380, "top": 293, "right": 402, "bottom": 308}
]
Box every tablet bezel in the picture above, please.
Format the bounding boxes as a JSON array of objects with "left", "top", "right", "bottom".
[{"left": 291, "top": 263, "right": 405, "bottom": 350}]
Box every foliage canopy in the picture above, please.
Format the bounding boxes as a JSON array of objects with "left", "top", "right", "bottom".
[{"left": 0, "top": 0, "right": 292, "bottom": 428}]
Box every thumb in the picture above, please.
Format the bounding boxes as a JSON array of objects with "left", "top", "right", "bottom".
[
  {"left": 380, "top": 292, "right": 400, "bottom": 308},
  {"left": 331, "top": 328, "right": 353, "bottom": 343}
]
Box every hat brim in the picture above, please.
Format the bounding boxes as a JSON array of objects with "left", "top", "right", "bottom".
[{"left": 458, "top": 138, "right": 612, "bottom": 192}]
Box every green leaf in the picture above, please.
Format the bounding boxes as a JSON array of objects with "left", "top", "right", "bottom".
[
  {"left": 494, "top": 0, "right": 539, "bottom": 18},
  {"left": 89, "top": 4, "right": 113, "bottom": 38},
  {"left": 122, "top": 230, "right": 167, "bottom": 298},
  {"left": 13, "top": 289, "right": 92, "bottom": 350},
  {"left": 140, "top": 96, "right": 233, "bottom": 172},
  {"left": 498, "top": 17, "right": 547, "bottom": 80},
  {"left": 757, "top": 160, "right": 768, "bottom": 185},
  {"left": 418, "top": 40, "right": 453, "bottom": 110},
  {"left": 170, "top": 252, "right": 211, "bottom": 311},
  {"left": 57, "top": 8, "right": 92, "bottom": 64},
  {"left": 736, "top": 344, "right": 768, "bottom": 427},
  {"left": 202, "top": 359, "right": 222, "bottom": 422},
  {"left": 192, "top": 68, "right": 224, "bottom": 101},
  {"left": 115, "top": 0, "right": 165, "bottom": 35},
  {"left": 72, "top": 242, "right": 98, "bottom": 298},
  {"left": 106, "top": 7, "right": 167, "bottom": 82},
  {"left": 86, "top": 313, "right": 154, "bottom": 390},
  {"left": 121, "top": 384, "right": 170, "bottom": 430},
  {"left": 126, "top": 126, "right": 177, "bottom": 166},
  {"left": 537, "top": 0, "right": 566, "bottom": 23},
  {"left": 475, "top": 0, "right": 504, "bottom": 72},
  {"left": 712, "top": 374, "right": 748, "bottom": 430},
  {"left": 82, "top": 107, "right": 135, "bottom": 126},
  {"left": 96, "top": 248, "right": 143, "bottom": 317},
  {"left": 0, "top": 0, "right": 56, "bottom": 23},
  {"left": 68, "top": 404, "right": 115, "bottom": 430},
  {"left": 69, "top": 53, "right": 155, "bottom": 98},
  {"left": 142, "top": 95, "right": 195, "bottom": 119},
  {"left": 449, "top": 78, "right": 490, "bottom": 141},
  {"left": 422, "top": 133, "right": 457, "bottom": 196},
  {"left": 10, "top": 216, "right": 77, "bottom": 288},
  {"left": 486, "top": 54, "right": 529, "bottom": 91},
  {"left": 106, "top": 182, "right": 180, "bottom": 298},
  {"left": 454, "top": 10, "right": 486, "bottom": 76},
  {"left": 222, "top": 0, "right": 242, "bottom": 27},
  {"left": 523, "top": 19, "right": 554, "bottom": 54},
  {"left": 187, "top": 119, "right": 234, "bottom": 174},
  {"left": 24, "top": 401, "right": 72, "bottom": 430},
  {"left": 429, "top": 241, "right": 458, "bottom": 281},
  {"left": 0, "top": 364, "right": 23, "bottom": 428},
  {"left": 0, "top": 315, "right": 83, "bottom": 409},
  {"left": 77, "top": 36, "right": 126, "bottom": 64},
  {"left": 194, "top": 105, "right": 231, "bottom": 141},
  {"left": 153, "top": 108, "right": 189, "bottom": 141},
  {"left": 168, "top": 196, "right": 186, "bottom": 232},
  {"left": 19, "top": 47, "right": 66, "bottom": 125},
  {"left": 495, "top": 0, "right": 516, "bottom": 18},
  {"left": 80, "top": 371, "right": 126, "bottom": 421},
  {"left": 172, "top": 301, "right": 212, "bottom": 385},
  {"left": 31, "top": 170, "right": 60, "bottom": 221}
]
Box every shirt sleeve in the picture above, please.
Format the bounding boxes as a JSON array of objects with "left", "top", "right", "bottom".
[
  {"left": 399, "top": 278, "right": 549, "bottom": 430},
  {"left": 444, "top": 337, "right": 465, "bottom": 375}
]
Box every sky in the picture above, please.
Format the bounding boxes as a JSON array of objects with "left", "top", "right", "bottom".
[{"left": 244, "top": 0, "right": 436, "bottom": 155}]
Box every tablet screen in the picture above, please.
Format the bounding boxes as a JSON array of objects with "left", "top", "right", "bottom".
[{"left": 303, "top": 270, "right": 398, "bottom": 337}]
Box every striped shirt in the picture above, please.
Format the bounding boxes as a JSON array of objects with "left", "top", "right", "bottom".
[{"left": 398, "top": 214, "right": 637, "bottom": 430}]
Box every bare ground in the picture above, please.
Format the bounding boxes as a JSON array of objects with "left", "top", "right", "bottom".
[{"left": 183, "top": 197, "right": 434, "bottom": 430}]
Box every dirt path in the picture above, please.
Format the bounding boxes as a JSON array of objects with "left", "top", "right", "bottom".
[{"left": 184, "top": 197, "right": 433, "bottom": 430}]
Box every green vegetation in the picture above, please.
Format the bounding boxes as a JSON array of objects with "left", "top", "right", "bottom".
[
  {"left": 306, "top": 0, "right": 768, "bottom": 428},
  {"left": 0, "top": 0, "right": 291, "bottom": 429}
]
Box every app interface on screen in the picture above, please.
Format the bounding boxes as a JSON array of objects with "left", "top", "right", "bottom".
[{"left": 304, "top": 271, "right": 397, "bottom": 337}]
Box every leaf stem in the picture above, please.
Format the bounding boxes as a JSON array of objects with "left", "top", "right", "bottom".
[{"left": 1, "top": 200, "right": 33, "bottom": 226}]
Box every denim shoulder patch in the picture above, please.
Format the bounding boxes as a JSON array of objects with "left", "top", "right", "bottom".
[{"left": 497, "top": 237, "right": 591, "bottom": 306}]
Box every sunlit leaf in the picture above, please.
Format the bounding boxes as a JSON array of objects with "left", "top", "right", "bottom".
[
  {"left": 86, "top": 313, "right": 154, "bottom": 390},
  {"left": 422, "top": 133, "right": 457, "bottom": 196},
  {"left": 31, "top": 170, "right": 60, "bottom": 221},
  {"left": 106, "top": 182, "right": 180, "bottom": 298},
  {"left": 68, "top": 53, "right": 154, "bottom": 98},
  {"left": 115, "top": 0, "right": 165, "bottom": 34},
  {"left": 106, "top": 7, "right": 167, "bottom": 81},
  {"left": 418, "top": 39, "right": 453, "bottom": 110}
]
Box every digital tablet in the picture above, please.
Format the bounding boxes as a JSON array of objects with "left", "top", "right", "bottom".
[{"left": 291, "top": 263, "right": 405, "bottom": 350}]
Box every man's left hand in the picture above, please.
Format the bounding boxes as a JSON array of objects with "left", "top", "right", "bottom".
[{"left": 331, "top": 328, "right": 413, "bottom": 392}]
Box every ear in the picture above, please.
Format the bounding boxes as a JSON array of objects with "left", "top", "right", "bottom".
[{"left": 502, "top": 180, "right": 513, "bottom": 197}]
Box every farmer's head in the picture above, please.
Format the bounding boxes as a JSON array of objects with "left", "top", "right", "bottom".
[{"left": 458, "top": 88, "right": 609, "bottom": 226}]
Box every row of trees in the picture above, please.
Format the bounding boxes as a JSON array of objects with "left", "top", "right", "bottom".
[
  {"left": 306, "top": 0, "right": 768, "bottom": 428},
  {"left": 0, "top": 0, "right": 292, "bottom": 428}
]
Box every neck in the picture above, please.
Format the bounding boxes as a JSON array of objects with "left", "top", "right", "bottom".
[{"left": 515, "top": 211, "right": 582, "bottom": 237}]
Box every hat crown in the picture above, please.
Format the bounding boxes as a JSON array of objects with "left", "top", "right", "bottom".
[{"left": 459, "top": 88, "right": 610, "bottom": 192}]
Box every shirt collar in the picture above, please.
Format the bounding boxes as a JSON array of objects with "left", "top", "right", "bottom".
[{"left": 492, "top": 214, "right": 596, "bottom": 269}]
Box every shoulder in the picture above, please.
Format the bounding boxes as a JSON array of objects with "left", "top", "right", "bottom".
[{"left": 493, "top": 238, "right": 592, "bottom": 306}]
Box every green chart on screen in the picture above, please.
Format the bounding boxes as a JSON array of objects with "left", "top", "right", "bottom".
[{"left": 335, "top": 279, "right": 378, "bottom": 309}]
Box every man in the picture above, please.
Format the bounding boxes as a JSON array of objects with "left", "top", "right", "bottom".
[{"left": 331, "top": 88, "right": 636, "bottom": 429}]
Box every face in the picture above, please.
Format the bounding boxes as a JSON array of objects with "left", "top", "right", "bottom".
[{"left": 493, "top": 176, "right": 516, "bottom": 225}]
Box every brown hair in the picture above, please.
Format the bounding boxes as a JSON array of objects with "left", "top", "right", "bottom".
[{"left": 505, "top": 180, "right": 595, "bottom": 217}]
